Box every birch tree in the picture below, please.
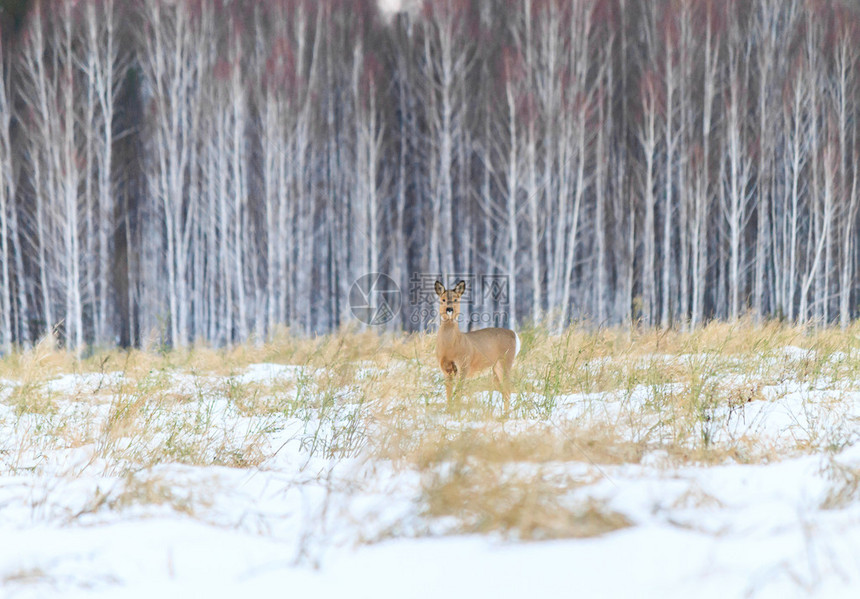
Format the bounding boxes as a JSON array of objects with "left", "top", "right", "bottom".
[
  {"left": 139, "top": 0, "right": 206, "bottom": 346},
  {"left": 0, "top": 38, "right": 14, "bottom": 351},
  {"left": 721, "top": 15, "right": 753, "bottom": 321}
]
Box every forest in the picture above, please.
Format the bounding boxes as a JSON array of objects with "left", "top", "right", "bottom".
[{"left": 1, "top": 0, "right": 860, "bottom": 349}]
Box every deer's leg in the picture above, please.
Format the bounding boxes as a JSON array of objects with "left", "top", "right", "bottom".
[
  {"left": 493, "top": 362, "right": 511, "bottom": 415},
  {"left": 503, "top": 349, "right": 517, "bottom": 414},
  {"left": 491, "top": 368, "right": 501, "bottom": 400},
  {"left": 491, "top": 362, "right": 502, "bottom": 401},
  {"left": 441, "top": 361, "right": 458, "bottom": 406},
  {"left": 452, "top": 362, "right": 469, "bottom": 402},
  {"left": 490, "top": 366, "right": 504, "bottom": 412}
]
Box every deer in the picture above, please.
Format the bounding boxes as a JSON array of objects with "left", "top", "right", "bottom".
[{"left": 435, "top": 280, "right": 520, "bottom": 413}]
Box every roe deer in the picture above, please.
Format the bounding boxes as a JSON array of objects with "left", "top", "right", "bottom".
[{"left": 435, "top": 280, "right": 520, "bottom": 413}]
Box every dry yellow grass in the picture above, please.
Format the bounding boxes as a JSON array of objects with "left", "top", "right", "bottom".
[
  {"left": 423, "top": 462, "right": 630, "bottom": 540},
  {"left": 2, "top": 321, "right": 858, "bottom": 539},
  {"left": 70, "top": 470, "right": 200, "bottom": 521}
]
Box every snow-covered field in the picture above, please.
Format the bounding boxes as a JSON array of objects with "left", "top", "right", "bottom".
[{"left": 2, "top": 333, "right": 860, "bottom": 598}]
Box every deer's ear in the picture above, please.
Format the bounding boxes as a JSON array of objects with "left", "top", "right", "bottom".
[
  {"left": 454, "top": 280, "right": 466, "bottom": 297},
  {"left": 434, "top": 281, "right": 445, "bottom": 297}
]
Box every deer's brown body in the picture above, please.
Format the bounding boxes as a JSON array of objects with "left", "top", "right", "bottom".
[{"left": 435, "top": 281, "right": 520, "bottom": 412}]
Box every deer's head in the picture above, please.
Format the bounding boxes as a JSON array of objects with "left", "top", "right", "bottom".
[{"left": 435, "top": 280, "right": 465, "bottom": 323}]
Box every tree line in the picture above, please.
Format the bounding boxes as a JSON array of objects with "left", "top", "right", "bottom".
[{"left": 0, "top": 0, "right": 859, "bottom": 350}]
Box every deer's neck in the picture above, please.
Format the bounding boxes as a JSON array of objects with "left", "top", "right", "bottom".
[{"left": 438, "top": 319, "right": 463, "bottom": 346}]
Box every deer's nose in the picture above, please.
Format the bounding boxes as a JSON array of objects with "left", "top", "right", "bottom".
[{"left": 446, "top": 307, "right": 453, "bottom": 314}]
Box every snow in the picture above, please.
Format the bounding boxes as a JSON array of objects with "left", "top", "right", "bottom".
[
  {"left": 782, "top": 345, "right": 816, "bottom": 361},
  {"left": 234, "top": 363, "right": 306, "bottom": 385},
  {"left": 2, "top": 353, "right": 860, "bottom": 597}
]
